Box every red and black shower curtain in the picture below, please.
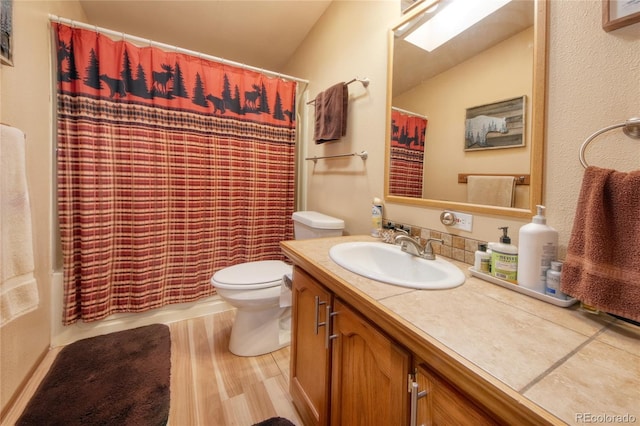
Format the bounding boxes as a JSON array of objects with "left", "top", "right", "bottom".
[
  {"left": 54, "top": 23, "right": 298, "bottom": 324},
  {"left": 389, "top": 109, "right": 426, "bottom": 198}
]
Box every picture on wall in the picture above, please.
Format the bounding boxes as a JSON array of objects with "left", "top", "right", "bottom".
[
  {"left": 464, "top": 95, "right": 525, "bottom": 151},
  {"left": 1, "top": 0, "right": 12, "bottom": 66},
  {"left": 603, "top": 0, "right": 640, "bottom": 32}
]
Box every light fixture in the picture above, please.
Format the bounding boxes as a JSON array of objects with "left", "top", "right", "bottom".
[{"left": 404, "top": 0, "right": 513, "bottom": 52}]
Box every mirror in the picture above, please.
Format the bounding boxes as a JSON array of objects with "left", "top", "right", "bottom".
[{"left": 384, "top": 0, "right": 547, "bottom": 218}]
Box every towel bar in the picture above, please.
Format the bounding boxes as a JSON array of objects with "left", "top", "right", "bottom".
[
  {"left": 458, "top": 174, "right": 530, "bottom": 185},
  {"left": 579, "top": 117, "right": 640, "bottom": 168},
  {"left": 305, "top": 150, "right": 368, "bottom": 164},
  {"left": 306, "top": 78, "right": 370, "bottom": 105}
]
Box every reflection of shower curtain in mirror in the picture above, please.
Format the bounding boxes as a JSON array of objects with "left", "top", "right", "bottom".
[
  {"left": 389, "top": 109, "right": 426, "bottom": 198},
  {"left": 54, "top": 23, "right": 298, "bottom": 325}
]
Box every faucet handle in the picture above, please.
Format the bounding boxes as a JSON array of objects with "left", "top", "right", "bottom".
[
  {"left": 426, "top": 238, "right": 444, "bottom": 245},
  {"left": 422, "top": 238, "right": 444, "bottom": 260},
  {"left": 394, "top": 234, "right": 422, "bottom": 256}
]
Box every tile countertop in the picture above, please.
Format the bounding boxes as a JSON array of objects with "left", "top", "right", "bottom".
[{"left": 280, "top": 235, "right": 640, "bottom": 426}]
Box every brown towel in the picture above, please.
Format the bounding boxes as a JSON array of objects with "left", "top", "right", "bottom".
[
  {"left": 314, "top": 82, "right": 348, "bottom": 143},
  {"left": 560, "top": 166, "right": 640, "bottom": 322}
]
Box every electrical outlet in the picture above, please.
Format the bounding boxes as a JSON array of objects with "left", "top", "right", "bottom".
[{"left": 449, "top": 211, "right": 473, "bottom": 232}]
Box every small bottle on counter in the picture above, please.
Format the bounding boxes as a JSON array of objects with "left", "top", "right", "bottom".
[
  {"left": 474, "top": 243, "right": 491, "bottom": 273},
  {"left": 371, "top": 197, "right": 383, "bottom": 237},
  {"left": 545, "top": 261, "right": 567, "bottom": 300}
]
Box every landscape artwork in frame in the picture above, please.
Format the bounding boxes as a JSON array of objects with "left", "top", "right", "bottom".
[
  {"left": 464, "top": 96, "right": 525, "bottom": 151},
  {"left": 1, "top": 0, "right": 12, "bottom": 66}
]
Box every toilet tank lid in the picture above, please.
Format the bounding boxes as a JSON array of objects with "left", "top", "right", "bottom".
[{"left": 292, "top": 211, "right": 345, "bottom": 230}]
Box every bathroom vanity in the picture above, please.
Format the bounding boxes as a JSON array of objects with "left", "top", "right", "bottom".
[{"left": 281, "top": 235, "right": 639, "bottom": 426}]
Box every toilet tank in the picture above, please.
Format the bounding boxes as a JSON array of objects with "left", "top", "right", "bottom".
[{"left": 292, "top": 211, "right": 344, "bottom": 240}]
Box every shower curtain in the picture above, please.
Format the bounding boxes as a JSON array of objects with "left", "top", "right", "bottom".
[
  {"left": 389, "top": 109, "right": 426, "bottom": 198},
  {"left": 54, "top": 23, "right": 298, "bottom": 325}
]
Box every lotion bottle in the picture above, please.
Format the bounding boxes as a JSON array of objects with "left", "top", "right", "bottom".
[
  {"left": 517, "top": 205, "right": 558, "bottom": 294},
  {"left": 490, "top": 227, "right": 518, "bottom": 283}
]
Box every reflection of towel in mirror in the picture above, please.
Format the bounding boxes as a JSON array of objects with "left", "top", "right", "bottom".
[
  {"left": 466, "top": 175, "right": 515, "bottom": 207},
  {"left": 561, "top": 166, "right": 640, "bottom": 323},
  {"left": 1, "top": 124, "right": 39, "bottom": 327},
  {"left": 314, "top": 82, "right": 347, "bottom": 143}
]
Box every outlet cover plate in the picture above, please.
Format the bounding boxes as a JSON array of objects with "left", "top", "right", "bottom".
[{"left": 449, "top": 211, "right": 473, "bottom": 232}]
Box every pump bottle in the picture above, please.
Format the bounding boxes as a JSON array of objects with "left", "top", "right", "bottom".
[
  {"left": 517, "top": 205, "right": 558, "bottom": 294},
  {"left": 489, "top": 227, "right": 518, "bottom": 283}
]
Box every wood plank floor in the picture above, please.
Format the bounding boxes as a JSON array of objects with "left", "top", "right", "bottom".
[{"left": 2, "top": 309, "right": 303, "bottom": 426}]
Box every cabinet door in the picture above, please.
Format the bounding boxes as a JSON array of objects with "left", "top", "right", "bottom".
[
  {"left": 290, "top": 267, "right": 332, "bottom": 426},
  {"left": 415, "top": 363, "right": 498, "bottom": 426},
  {"left": 330, "top": 299, "right": 411, "bottom": 426}
]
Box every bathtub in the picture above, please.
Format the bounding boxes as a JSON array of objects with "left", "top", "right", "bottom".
[{"left": 50, "top": 272, "right": 231, "bottom": 347}]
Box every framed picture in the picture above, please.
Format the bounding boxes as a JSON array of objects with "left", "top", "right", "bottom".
[
  {"left": 603, "top": 0, "right": 640, "bottom": 32},
  {"left": 464, "top": 96, "right": 525, "bottom": 151},
  {"left": 1, "top": 0, "right": 12, "bottom": 66}
]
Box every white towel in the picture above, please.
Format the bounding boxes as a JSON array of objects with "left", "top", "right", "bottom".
[
  {"left": 466, "top": 175, "right": 516, "bottom": 207},
  {"left": 1, "top": 124, "right": 39, "bottom": 326}
]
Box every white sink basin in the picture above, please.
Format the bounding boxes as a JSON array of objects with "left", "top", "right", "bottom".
[{"left": 329, "top": 242, "right": 465, "bottom": 290}]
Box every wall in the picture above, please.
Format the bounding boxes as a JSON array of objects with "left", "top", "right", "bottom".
[
  {"left": 0, "top": 0, "right": 86, "bottom": 414},
  {"left": 285, "top": 0, "right": 640, "bottom": 254},
  {"left": 284, "top": 0, "right": 397, "bottom": 235}
]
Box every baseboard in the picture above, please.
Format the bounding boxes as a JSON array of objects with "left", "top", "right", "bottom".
[{"left": 0, "top": 345, "right": 49, "bottom": 423}]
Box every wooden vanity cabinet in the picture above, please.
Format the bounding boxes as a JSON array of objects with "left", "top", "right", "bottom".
[
  {"left": 290, "top": 267, "right": 332, "bottom": 426},
  {"left": 290, "top": 267, "right": 411, "bottom": 426},
  {"left": 290, "top": 266, "right": 501, "bottom": 426},
  {"left": 330, "top": 298, "right": 411, "bottom": 425},
  {"left": 413, "top": 362, "right": 500, "bottom": 426}
]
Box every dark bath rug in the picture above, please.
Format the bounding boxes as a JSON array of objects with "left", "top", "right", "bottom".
[
  {"left": 16, "top": 323, "right": 171, "bottom": 426},
  {"left": 253, "top": 417, "right": 296, "bottom": 426}
]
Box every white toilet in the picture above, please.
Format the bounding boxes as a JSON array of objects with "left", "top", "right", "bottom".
[{"left": 211, "top": 211, "right": 344, "bottom": 356}]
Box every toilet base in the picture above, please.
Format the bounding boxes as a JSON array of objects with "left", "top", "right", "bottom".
[{"left": 229, "top": 306, "right": 291, "bottom": 357}]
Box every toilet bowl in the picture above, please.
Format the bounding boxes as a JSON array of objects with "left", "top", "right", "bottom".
[
  {"left": 211, "top": 211, "right": 344, "bottom": 357},
  {"left": 212, "top": 260, "right": 293, "bottom": 357}
]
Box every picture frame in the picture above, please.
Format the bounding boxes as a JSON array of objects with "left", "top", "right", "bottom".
[
  {"left": 603, "top": 0, "right": 640, "bottom": 32},
  {"left": 1, "top": 0, "right": 13, "bottom": 66},
  {"left": 464, "top": 96, "right": 526, "bottom": 151}
]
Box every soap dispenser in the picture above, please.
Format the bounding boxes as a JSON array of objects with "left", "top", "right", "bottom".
[
  {"left": 489, "top": 227, "right": 518, "bottom": 283},
  {"left": 517, "top": 205, "right": 558, "bottom": 294}
]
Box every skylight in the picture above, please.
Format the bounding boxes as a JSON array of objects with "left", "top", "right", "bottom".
[{"left": 404, "top": 0, "right": 513, "bottom": 52}]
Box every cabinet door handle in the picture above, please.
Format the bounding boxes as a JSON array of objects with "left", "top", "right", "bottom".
[
  {"left": 314, "top": 296, "right": 327, "bottom": 335},
  {"left": 325, "top": 305, "right": 338, "bottom": 349},
  {"left": 410, "top": 380, "right": 428, "bottom": 426}
]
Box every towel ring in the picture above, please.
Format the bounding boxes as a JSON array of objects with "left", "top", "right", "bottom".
[{"left": 579, "top": 117, "right": 640, "bottom": 168}]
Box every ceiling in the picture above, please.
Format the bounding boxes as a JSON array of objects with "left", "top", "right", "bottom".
[{"left": 78, "top": 0, "right": 333, "bottom": 72}]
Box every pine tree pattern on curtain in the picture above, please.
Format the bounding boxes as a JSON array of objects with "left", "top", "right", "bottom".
[
  {"left": 54, "top": 23, "right": 298, "bottom": 325},
  {"left": 389, "top": 109, "right": 427, "bottom": 198}
]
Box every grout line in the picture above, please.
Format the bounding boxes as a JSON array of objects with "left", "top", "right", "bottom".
[{"left": 518, "top": 325, "right": 609, "bottom": 394}]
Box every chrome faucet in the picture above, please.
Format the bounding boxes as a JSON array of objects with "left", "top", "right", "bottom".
[{"left": 394, "top": 235, "right": 444, "bottom": 260}]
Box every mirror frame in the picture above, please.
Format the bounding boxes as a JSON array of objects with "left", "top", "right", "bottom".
[{"left": 384, "top": 0, "right": 548, "bottom": 219}]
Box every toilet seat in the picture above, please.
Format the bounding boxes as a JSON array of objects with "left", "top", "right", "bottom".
[{"left": 211, "top": 260, "right": 292, "bottom": 290}]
